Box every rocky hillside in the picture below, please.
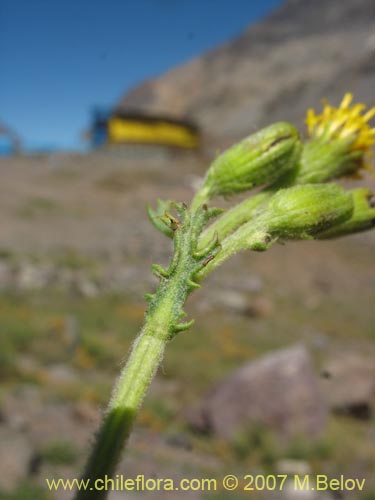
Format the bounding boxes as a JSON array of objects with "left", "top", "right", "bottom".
[{"left": 117, "top": 0, "right": 374, "bottom": 145}]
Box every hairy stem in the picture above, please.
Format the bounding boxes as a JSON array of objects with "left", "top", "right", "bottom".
[
  {"left": 74, "top": 331, "right": 166, "bottom": 500},
  {"left": 197, "top": 225, "right": 274, "bottom": 281},
  {"left": 198, "top": 191, "right": 270, "bottom": 248},
  {"left": 74, "top": 206, "right": 215, "bottom": 500}
]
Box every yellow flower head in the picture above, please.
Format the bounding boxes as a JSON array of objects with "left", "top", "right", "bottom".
[{"left": 305, "top": 93, "right": 375, "bottom": 172}]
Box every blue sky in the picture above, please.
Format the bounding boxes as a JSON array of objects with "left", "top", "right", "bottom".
[{"left": 0, "top": 0, "right": 283, "bottom": 151}]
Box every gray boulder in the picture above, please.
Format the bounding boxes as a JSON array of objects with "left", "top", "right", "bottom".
[
  {"left": 187, "top": 345, "right": 327, "bottom": 440},
  {"left": 320, "top": 351, "right": 375, "bottom": 419}
]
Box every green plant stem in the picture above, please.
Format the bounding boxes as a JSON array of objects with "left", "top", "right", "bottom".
[
  {"left": 75, "top": 326, "right": 170, "bottom": 499},
  {"left": 190, "top": 185, "right": 211, "bottom": 212},
  {"left": 198, "top": 191, "right": 270, "bottom": 248},
  {"left": 75, "top": 207, "right": 210, "bottom": 500},
  {"left": 75, "top": 296, "right": 187, "bottom": 499},
  {"left": 197, "top": 225, "right": 273, "bottom": 281}
]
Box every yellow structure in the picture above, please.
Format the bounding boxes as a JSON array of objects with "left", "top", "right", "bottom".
[{"left": 107, "top": 115, "right": 200, "bottom": 149}]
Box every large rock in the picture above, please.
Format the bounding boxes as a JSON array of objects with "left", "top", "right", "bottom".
[
  {"left": 186, "top": 345, "right": 327, "bottom": 440},
  {"left": 320, "top": 351, "right": 375, "bottom": 419},
  {"left": 116, "top": 0, "right": 374, "bottom": 146}
]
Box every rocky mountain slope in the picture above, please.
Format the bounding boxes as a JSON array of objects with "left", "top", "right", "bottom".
[{"left": 117, "top": 0, "right": 375, "bottom": 145}]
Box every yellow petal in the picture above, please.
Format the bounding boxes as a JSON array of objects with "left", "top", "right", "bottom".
[{"left": 340, "top": 93, "right": 353, "bottom": 109}]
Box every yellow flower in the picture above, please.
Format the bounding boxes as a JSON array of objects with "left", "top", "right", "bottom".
[{"left": 305, "top": 93, "right": 375, "bottom": 172}]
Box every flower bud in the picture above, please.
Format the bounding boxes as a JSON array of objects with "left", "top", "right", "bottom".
[
  {"left": 294, "top": 139, "right": 364, "bottom": 184},
  {"left": 197, "top": 184, "right": 355, "bottom": 281},
  {"left": 256, "top": 184, "right": 353, "bottom": 239},
  {"left": 317, "top": 188, "right": 375, "bottom": 239},
  {"left": 200, "top": 122, "right": 301, "bottom": 198},
  {"left": 294, "top": 94, "right": 375, "bottom": 184}
]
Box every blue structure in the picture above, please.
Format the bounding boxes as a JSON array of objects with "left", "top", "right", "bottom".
[
  {"left": 0, "top": 138, "right": 13, "bottom": 156},
  {"left": 91, "top": 109, "right": 111, "bottom": 147},
  {"left": 0, "top": 122, "right": 20, "bottom": 156}
]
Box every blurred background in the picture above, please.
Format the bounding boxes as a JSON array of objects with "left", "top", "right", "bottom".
[{"left": 0, "top": 0, "right": 374, "bottom": 499}]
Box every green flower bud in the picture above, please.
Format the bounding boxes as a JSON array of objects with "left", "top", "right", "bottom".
[
  {"left": 197, "top": 122, "right": 302, "bottom": 201},
  {"left": 317, "top": 188, "right": 375, "bottom": 239},
  {"left": 198, "top": 184, "right": 354, "bottom": 280},
  {"left": 292, "top": 138, "right": 365, "bottom": 184},
  {"left": 256, "top": 184, "right": 353, "bottom": 239}
]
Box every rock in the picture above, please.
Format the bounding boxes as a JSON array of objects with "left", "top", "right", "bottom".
[
  {"left": 320, "top": 352, "right": 375, "bottom": 419},
  {"left": 0, "top": 430, "right": 34, "bottom": 491},
  {"left": 186, "top": 345, "right": 327, "bottom": 440}
]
